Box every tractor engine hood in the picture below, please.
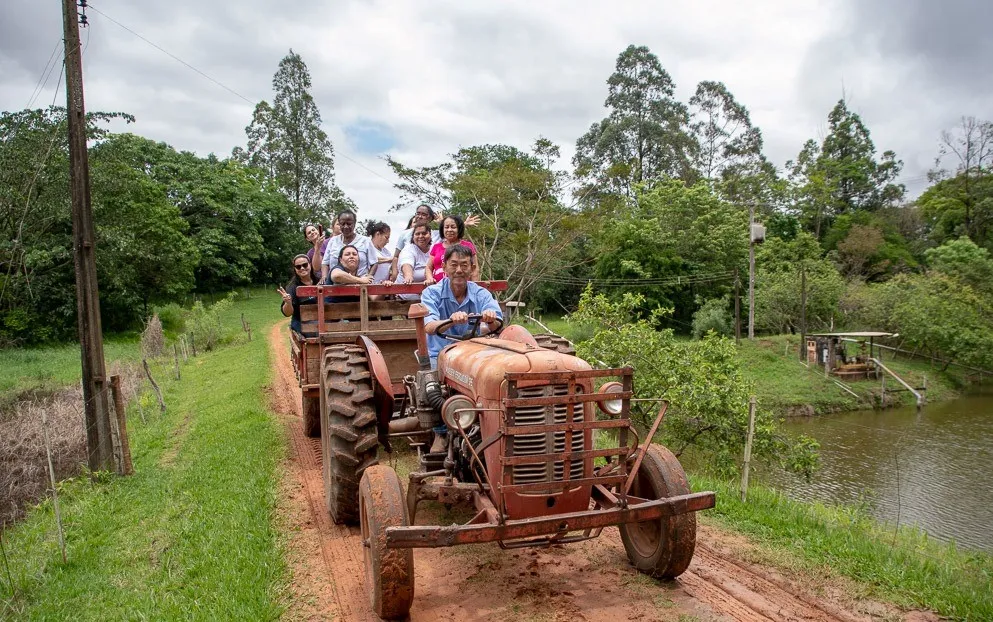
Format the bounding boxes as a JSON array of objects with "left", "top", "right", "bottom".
[{"left": 437, "top": 337, "right": 592, "bottom": 400}]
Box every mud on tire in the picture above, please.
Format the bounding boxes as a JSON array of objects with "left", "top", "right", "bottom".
[
  {"left": 533, "top": 332, "right": 576, "bottom": 356},
  {"left": 360, "top": 465, "right": 414, "bottom": 619},
  {"left": 618, "top": 444, "right": 697, "bottom": 579},
  {"left": 302, "top": 394, "right": 321, "bottom": 438},
  {"left": 320, "top": 345, "right": 380, "bottom": 525}
]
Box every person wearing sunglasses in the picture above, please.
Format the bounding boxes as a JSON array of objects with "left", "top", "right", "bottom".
[{"left": 278, "top": 254, "right": 320, "bottom": 336}]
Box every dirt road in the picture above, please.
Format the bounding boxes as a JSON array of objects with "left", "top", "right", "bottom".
[{"left": 268, "top": 323, "right": 923, "bottom": 622}]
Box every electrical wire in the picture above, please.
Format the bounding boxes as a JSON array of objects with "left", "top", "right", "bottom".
[
  {"left": 24, "top": 40, "right": 63, "bottom": 110},
  {"left": 86, "top": 3, "right": 400, "bottom": 188}
]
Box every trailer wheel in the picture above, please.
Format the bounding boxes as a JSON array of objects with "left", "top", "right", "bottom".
[
  {"left": 619, "top": 444, "right": 696, "bottom": 579},
  {"left": 533, "top": 332, "right": 576, "bottom": 356},
  {"left": 302, "top": 394, "right": 321, "bottom": 438},
  {"left": 320, "top": 345, "right": 379, "bottom": 525},
  {"left": 360, "top": 465, "right": 414, "bottom": 619}
]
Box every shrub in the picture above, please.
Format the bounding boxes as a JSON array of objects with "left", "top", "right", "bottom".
[
  {"left": 155, "top": 303, "right": 186, "bottom": 334},
  {"left": 692, "top": 296, "right": 732, "bottom": 339}
]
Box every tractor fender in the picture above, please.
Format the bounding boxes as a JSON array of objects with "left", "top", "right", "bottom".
[
  {"left": 355, "top": 336, "right": 396, "bottom": 452},
  {"left": 498, "top": 324, "right": 540, "bottom": 349}
]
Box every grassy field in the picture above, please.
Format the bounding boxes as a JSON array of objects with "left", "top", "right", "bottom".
[
  {"left": 693, "top": 475, "right": 993, "bottom": 620},
  {"left": 0, "top": 289, "right": 286, "bottom": 620}
]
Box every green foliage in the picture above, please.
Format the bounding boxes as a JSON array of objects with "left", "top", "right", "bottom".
[
  {"left": 387, "top": 138, "right": 589, "bottom": 304},
  {"left": 787, "top": 100, "right": 904, "bottom": 238},
  {"left": 822, "top": 212, "right": 917, "bottom": 279},
  {"left": 925, "top": 236, "right": 993, "bottom": 292},
  {"left": 573, "top": 45, "right": 696, "bottom": 201},
  {"left": 185, "top": 294, "right": 236, "bottom": 352},
  {"left": 755, "top": 233, "right": 845, "bottom": 333},
  {"left": 238, "top": 50, "right": 354, "bottom": 225},
  {"left": 691, "top": 296, "right": 732, "bottom": 339},
  {"left": 593, "top": 180, "right": 746, "bottom": 326},
  {"left": 918, "top": 171, "right": 993, "bottom": 252},
  {"left": 571, "top": 286, "right": 818, "bottom": 478},
  {"left": 844, "top": 272, "right": 993, "bottom": 370}
]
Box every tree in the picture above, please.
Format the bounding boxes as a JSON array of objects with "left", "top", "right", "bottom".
[
  {"left": 593, "top": 180, "right": 747, "bottom": 326},
  {"left": 924, "top": 117, "right": 993, "bottom": 245},
  {"left": 788, "top": 100, "right": 904, "bottom": 237},
  {"left": 689, "top": 81, "right": 763, "bottom": 182},
  {"left": 754, "top": 232, "right": 844, "bottom": 333},
  {"left": 573, "top": 45, "right": 696, "bottom": 201},
  {"left": 924, "top": 236, "right": 993, "bottom": 294},
  {"left": 571, "top": 287, "right": 818, "bottom": 478},
  {"left": 241, "top": 50, "right": 352, "bottom": 224},
  {"left": 388, "top": 139, "right": 588, "bottom": 303}
]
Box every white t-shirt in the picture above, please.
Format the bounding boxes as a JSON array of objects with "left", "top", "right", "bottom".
[
  {"left": 369, "top": 244, "right": 393, "bottom": 283},
  {"left": 322, "top": 234, "right": 375, "bottom": 276},
  {"left": 395, "top": 228, "right": 441, "bottom": 253},
  {"left": 397, "top": 243, "right": 432, "bottom": 300}
]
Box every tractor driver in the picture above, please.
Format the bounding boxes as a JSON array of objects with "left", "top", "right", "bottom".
[{"left": 421, "top": 244, "right": 502, "bottom": 452}]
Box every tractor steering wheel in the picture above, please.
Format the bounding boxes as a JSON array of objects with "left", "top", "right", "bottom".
[{"left": 434, "top": 313, "right": 504, "bottom": 341}]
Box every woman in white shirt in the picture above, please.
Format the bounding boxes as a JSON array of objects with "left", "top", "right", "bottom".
[{"left": 397, "top": 223, "right": 435, "bottom": 300}]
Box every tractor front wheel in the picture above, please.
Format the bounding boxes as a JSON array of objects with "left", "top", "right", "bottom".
[
  {"left": 618, "top": 444, "right": 697, "bottom": 579},
  {"left": 360, "top": 465, "right": 414, "bottom": 619}
]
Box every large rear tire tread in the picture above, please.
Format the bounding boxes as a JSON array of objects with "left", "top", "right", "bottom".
[
  {"left": 618, "top": 444, "right": 697, "bottom": 579},
  {"left": 533, "top": 332, "right": 576, "bottom": 356},
  {"left": 321, "top": 345, "right": 380, "bottom": 525},
  {"left": 360, "top": 466, "right": 415, "bottom": 619}
]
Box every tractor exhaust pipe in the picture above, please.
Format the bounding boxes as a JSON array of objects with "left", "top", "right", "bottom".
[{"left": 388, "top": 416, "right": 421, "bottom": 433}]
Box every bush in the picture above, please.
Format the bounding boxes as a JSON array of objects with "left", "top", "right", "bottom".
[
  {"left": 155, "top": 303, "right": 186, "bottom": 335},
  {"left": 692, "top": 296, "right": 732, "bottom": 339},
  {"left": 184, "top": 293, "right": 236, "bottom": 352}
]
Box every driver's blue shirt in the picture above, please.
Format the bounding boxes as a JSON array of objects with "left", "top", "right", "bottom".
[{"left": 421, "top": 279, "right": 502, "bottom": 368}]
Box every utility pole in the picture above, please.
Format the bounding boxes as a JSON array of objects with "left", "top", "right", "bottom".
[
  {"left": 748, "top": 203, "right": 755, "bottom": 339},
  {"left": 734, "top": 268, "right": 741, "bottom": 346},
  {"left": 63, "top": 0, "right": 114, "bottom": 472},
  {"left": 799, "top": 263, "right": 807, "bottom": 362}
]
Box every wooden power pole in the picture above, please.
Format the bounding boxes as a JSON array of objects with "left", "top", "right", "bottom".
[
  {"left": 748, "top": 203, "right": 755, "bottom": 339},
  {"left": 63, "top": 0, "right": 114, "bottom": 472}
]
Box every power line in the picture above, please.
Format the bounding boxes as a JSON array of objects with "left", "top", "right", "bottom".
[
  {"left": 86, "top": 3, "right": 400, "bottom": 189},
  {"left": 25, "top": 40, "right": 64, "bottom": 110}
]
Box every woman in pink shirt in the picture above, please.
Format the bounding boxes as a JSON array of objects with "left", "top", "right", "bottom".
[{"left": 428, "top": 214, "right": 479, "bottom": 281}]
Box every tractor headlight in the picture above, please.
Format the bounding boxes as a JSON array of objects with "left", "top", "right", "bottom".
[
  {"left": 596, "top": 381, "right": 624, "bottom": 417},
  {"left": 442, "top": 395, "right": 478, "bottom": 431}
]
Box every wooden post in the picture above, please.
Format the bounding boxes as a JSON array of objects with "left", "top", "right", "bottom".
[
  {"left": 241, "top": 312, "right": 247, "bottom": 332},
  {"left": 188, "top": 331, "right": 197, "bottom": 357},
  {"left": 110, "top": 375, "right": 133, "bottom": 475},
  {"left": 63, "top": 0, "right": 114, "bottom": 473},
  {"left": 142, "top": 359, "right": 166, "bottom": 413},
  {"left": 881, "top": 372, "right": 886, "bottom": 406},
  {"left": 740, "top": 396, "right": 757, "bottom": 502},
  {"left": 173, "top": 344, "right": 181, "bottom": 380},
  {"left": 246, "top": 321, "right": 252, "bottom": 342},
  {"left": 41, "top": 407, "right": 67, "bottom": 562}
]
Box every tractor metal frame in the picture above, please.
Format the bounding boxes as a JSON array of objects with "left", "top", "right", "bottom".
[{"left": 388, "top": 367, "right": 716, "bottom": 550}]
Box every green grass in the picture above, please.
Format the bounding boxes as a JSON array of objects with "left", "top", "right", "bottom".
[
  {"left": 737, "top": 335, "right": 973, "bottom": 415},
  {"left": 511, "top": 312, "right": 583, "bottom": 342},
  {"left": 0, "top": 288, "right": 286, "bottom": 620},
  {"left": 692, "top": 474, "right": 993, "bottom": 620}
]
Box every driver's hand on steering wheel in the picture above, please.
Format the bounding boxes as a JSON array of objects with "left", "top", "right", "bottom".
[
  {"left": 481, "top": 309, "right": 498, "bottom": 325},
  {"left": 449, "top": 311, "right": 469, "bottom": 325}
]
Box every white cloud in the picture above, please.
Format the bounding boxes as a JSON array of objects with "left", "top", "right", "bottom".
[{"left": 2, "top": 0, "right": 988, "bottom": 226}]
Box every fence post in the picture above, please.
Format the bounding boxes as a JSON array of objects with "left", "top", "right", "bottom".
[
  {"left": 40, "top": 407, "right": 67, "bottom": 562},
  {"left": 110, "top": 375, "right": 133, "bottom": 475},
  {"left": 173, "top": 344, "right": 181, "bottom": 380},
  {"left": 740, "top": 396, "right": 757, "bottom": 502}
]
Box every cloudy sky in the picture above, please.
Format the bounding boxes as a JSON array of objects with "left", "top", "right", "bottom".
[{"left": 2, "top": 0, "right": 990, "bottom": 228}]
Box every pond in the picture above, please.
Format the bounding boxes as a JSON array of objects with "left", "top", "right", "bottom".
[{"left": 767, "top": 392, "right": 993, "bottom": 553}]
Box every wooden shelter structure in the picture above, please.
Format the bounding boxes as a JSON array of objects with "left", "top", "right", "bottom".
[{"left": 805, "top": 332, "right": 894, "bottom": 380}]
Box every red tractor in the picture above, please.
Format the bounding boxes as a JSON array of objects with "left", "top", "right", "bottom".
[{"left": 290, "top": 283, "right": 715, "bottom": 619}]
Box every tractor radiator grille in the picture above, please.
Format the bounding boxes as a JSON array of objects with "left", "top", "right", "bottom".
[{"left": 511, "top": 384, "right": 585, "bottom": 485}]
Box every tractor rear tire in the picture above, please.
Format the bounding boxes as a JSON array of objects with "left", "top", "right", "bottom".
[
  {"left": 533, "top": 332, "right": 576, "bottom": 356},
  {"left": 618, "top": 444, "right": 697, "bottom": 579},
  {"left": 302, "top": 394, "right": 321, "bottom": 438},
  {"left": 360, "top": 465, "right": 415, "bottom": 619},
  {"left": 320, "top": 345, "right": 380, "bottom": 525}
]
